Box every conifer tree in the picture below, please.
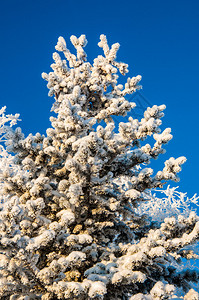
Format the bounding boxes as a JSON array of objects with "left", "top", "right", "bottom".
[{"left": 0, "top": 34, "right": 198, "bottom": 299}]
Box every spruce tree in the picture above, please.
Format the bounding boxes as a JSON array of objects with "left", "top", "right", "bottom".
[{"left": 0, "top": 34, "right": 198, "bottom": 299}]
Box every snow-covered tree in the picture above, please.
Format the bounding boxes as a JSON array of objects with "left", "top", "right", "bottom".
[{"left": 0, "top": 34, "right": 199, "bottom": 299}]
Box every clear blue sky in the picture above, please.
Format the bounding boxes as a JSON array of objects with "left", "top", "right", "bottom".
[{"left": 1, "top": 0, "right": 199, "bottom": 197}]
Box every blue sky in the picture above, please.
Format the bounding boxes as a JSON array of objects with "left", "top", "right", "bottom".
[{"left": 1, "top": 0, "right": 199, "bottom": 197}]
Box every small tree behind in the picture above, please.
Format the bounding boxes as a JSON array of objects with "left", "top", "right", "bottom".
[{"left": 0, "top": 34, "right": 199, "bottom": 299}]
